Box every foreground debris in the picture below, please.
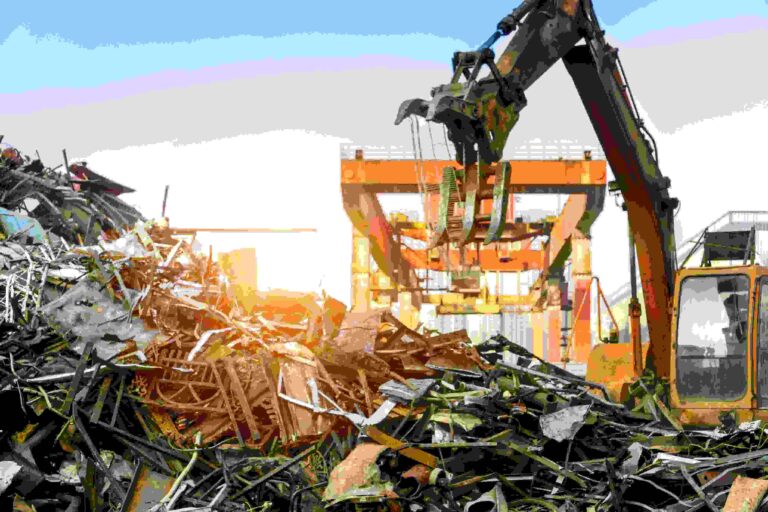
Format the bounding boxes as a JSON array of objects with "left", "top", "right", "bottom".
[
  {"left": 3, "top": 143, "right": 768, "bottom": 511},
  {"left": 324, "top": 337, "right": 768, "bottom": 510}
]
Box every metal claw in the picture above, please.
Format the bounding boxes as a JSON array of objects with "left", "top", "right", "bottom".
[{"left": 394, "top": 98, "right": 430, "bottom": 125}]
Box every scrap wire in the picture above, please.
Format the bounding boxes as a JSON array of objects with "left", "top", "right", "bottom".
[
  {"left": 152, "top": 431, "right": 202, "bottom": 511},
  {"left": 3, "top": 145, "right": 768, "bottom": 511},
  {"left": 73, "top": 404, "right": 127, "bottom": 502},
  {"left": 231, "top": 445, "right": 317, "bottom": 500}
]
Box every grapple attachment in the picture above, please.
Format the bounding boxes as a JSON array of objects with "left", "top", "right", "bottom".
[
  {"left": 429, "top": 162, "right": 515, "bottom": 247},
  {"left": 395, "top": 48, "right": 526, "bottom": 166}
]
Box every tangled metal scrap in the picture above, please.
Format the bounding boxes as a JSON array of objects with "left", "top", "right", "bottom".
[
  {"left": 1, "top": 143, "right": 142, "bottom": 245},
  {"left": 2, "top": 143, "right": 768, "bottom": 512}
]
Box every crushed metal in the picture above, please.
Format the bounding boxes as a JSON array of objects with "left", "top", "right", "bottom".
[{"left": 3, "top": 143, "right": 768, "bottom": 511}]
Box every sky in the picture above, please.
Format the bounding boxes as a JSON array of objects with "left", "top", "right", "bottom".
[
  {"left": 0, "top": 1, "right": 668, "bottom": 49},
  {"left": 3, "top": 0, "right": 768, "bottom": 97},
  {"left": 2, "top": 0, "right": 767, "bottom": 305}
]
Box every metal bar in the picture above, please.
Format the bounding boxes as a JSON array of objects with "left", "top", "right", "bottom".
[
  {"left": 89, "top": 374, "right": 112, "bottom": 424},
  {"left": 628, "top": 227, "right": 637, "bottom": 301},
  {"left": 161, "top": 184, "right": 170, "bottom": 218},
  {"left": 62, "top": 149, "right": 73, "bottom": 178},
  {"left": 211, "top": 364, "right": 245, "bottom": 446},
  {"left": 110, "top": 374, "right": 126, "bottom": 427},
  {"left": 744, "top": 226, "right": 756, "bottom": 265},
  {"left": 341, "top": 159, "right": 606, "bottom": 192},
  {"left": 231, "top": 445, "right": 317, "bottom": 500},
  {"left": 61, "top": 341, "right": 95, "bottom": 414},
  {"left": 170, "top": 227, "right": 316, "bottom": 234},
  {"left": 596, "top": 278, "right": 620, "bottom": 337},
  {"left": 73, "top": 405, "right": 127, "bottom": 502},
  {"left": 224, "top": 359, "right": 260, "bottom": 442},
  {"left": 95, "top": 420, "right": 196, "bottom": 464}
]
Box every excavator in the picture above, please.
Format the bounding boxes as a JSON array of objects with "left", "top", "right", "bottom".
[{"left": 395, "top": 0, "right": 765, "bottom": 427}]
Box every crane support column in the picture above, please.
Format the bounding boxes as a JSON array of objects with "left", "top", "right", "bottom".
[
  {"left": 532, "top": 311, "right": 545, "bottom": 359},
  {"left": 571, "top": 234, "right": 592, "bottom": 362},
  {"left": 351, "top": 226, "right": 372, "bottom": 312},
  {"left": 546, "top": 274, "right": 563, "bottom": 363}
]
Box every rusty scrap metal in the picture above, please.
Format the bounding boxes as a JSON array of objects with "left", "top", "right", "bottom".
[
  {"left": 320, "top": 337, "right": 768, "bottom": 511},
  {"left": 5, "top": 141, "right": 768, "bottom": 511}
]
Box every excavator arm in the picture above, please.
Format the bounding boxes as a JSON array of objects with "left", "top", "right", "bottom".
[
  {"left": 395, "top": 0, "right": 584, "bottom": 166},
  {"left": 396, "top": 0, "right": 679, "bottom": 379}
]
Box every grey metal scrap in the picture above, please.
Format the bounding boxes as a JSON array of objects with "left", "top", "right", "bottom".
[
  {"left": 378, "top": 378, "right": 436, "bottom": 404},
  {"left": 464, "top": 483, "right": 508, "bottom": 512},
  {"left": 539, "top": 405, "right": 591, "bottom": 442}
]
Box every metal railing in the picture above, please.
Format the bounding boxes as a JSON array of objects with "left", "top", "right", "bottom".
[
  {"left": 607, "top": 211, "right": 768, "bottom": 306},
  {"left": 341, "top": 140, "right": 605, "bottom": 161}
]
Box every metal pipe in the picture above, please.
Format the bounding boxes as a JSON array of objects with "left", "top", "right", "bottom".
[
  {"left": 169, "top": 227, "right": 317, "bottom": 234},
  {"left": 594, "top": 277, "right": 620, "bottom": 340},
  {"left": 62, "top": 149, "right": 71, "bottom": 176},
  {"left": 478, "top": 30, "right": 504, "bottom": 51},
  {"left": 629, "top": 229, "right": 638, "bottom": 301},
  {"left": 161, "top": 185, "right": 169, "bottom": 218},
  {"left": 628, "top": 226, "right": 643, "bottom": 376}
]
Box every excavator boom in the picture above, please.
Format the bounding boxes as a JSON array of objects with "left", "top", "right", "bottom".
[{"left": 396, "top": 0, "right": 678, "bottom": 378}]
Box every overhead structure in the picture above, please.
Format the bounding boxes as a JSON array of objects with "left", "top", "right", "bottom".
[
  {"left": 391, "top": 0, "right": 768, "bottom": 423},
  {"left": 342, "top": 149, "right": 606, "bottom": 363}
]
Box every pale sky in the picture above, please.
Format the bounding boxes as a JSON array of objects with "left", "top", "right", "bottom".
[{"left": 2, "top": 2, "right": 767, "bottom": 306}]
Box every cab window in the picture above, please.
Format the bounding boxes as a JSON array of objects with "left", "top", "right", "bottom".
[{"left": 676, "top": 274, "right": 749, "bottom": 401}]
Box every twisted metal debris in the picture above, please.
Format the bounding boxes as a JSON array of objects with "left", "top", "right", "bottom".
[{"left": 2, "top": 142, "right": 768, "bottom": 511}]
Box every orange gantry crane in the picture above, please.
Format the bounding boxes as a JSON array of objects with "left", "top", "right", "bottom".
[{"left": 341, "top": 148, "right": 606, "bottom": 363}]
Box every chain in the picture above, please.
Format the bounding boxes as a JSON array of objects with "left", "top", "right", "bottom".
[
  {"left": 426, "top": 121, "right": 437, "bottom": 160},
  {"left": 442, "top": 124, "right": 454, "bottom": 161},
  {"left": 409, "top": 116, "right": 434, "bottom": 236}
]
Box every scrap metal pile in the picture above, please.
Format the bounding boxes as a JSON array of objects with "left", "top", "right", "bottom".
[
  {"left": 0, "top": 143, "right": 142, "bottom": 245},
  {"left": 323, "top": 337, "right": 768, "bottom": 511},
  {"left": 2, "top": 145, "right": 768, "bottom": 511}
]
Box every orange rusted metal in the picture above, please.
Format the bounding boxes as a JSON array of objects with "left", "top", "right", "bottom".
[
  {"left": 123, "top": 463, "right": 175, "bottom": 512},
  {"left": 401, "top": 246, "right": 545, "bottom": 272},
  {"left": 343, "top": 151, "right": 605, "bottom": 364},
  {"left": 668, "top": 265, "right": 765, "bottom": 425},
  {"left": 587, "top": 342, "right": 650, "bottom": 403},
  {"left": 341, "top": 158, "right": 606, "bottom": 192},
  {"left": 139, "top": 341, "right": 335, "bottom": 445},
  {"left": 322, "top": 443, "right": 399, "bottom": 506},
  {"left": 366, "top": 426, "right": 438, "bottom": 468},
  {"left": 527, "top": 194, "right": 595, "bottom": 309},
  {"left": 401, "top": 464, "right": 432, "bottom": 486},
  {"left": 532, "top": 311, "right": 546, "bottom": 359},
  {"left": 546, "top": 306, "right": 562, "bottom": 364},
  {"left": 570, "top": 234, "right": 592, "bottom": 362},
  {"left": 561, "top": 0, "right": 581, "bottom": 17},
  {"left": 343, "top": 184, "right": 422, "bottom": 306},
  {"left": 563, "top": 277, "right": 619, "bottom": 365},
  {"left": 722, "top": 476, "right": 768, "bottom": 512},
  {"left": 396, "top": 221, "right": 542, "bottom": 245},
  {"left": 562, "top": 278, "right": 591, "bottom": 365}
]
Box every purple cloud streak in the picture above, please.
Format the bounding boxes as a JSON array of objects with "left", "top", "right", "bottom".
[
  {"left": 622, "top": 16, "right": 768, "bottom": 48},
  {"left": 4, "top": 16, "right": 765, "bottom": 116},
  {"left": 0, "top": 55, "right": 447, "bottom": 115}
]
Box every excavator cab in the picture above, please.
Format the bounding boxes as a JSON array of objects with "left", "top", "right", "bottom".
[
  {"left": 588, "top": 229, "right": 768, "bottom": 426},
  {"left": 670, "top": 264, "right": 768, "bottom": 426}
]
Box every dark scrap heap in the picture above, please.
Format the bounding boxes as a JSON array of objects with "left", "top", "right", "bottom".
[
  {"left": 0, "top": 143, "right": 142, "bottom": 245},
  {"left": 1, "top": 144, "right": 768, "bottom": 511}
]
